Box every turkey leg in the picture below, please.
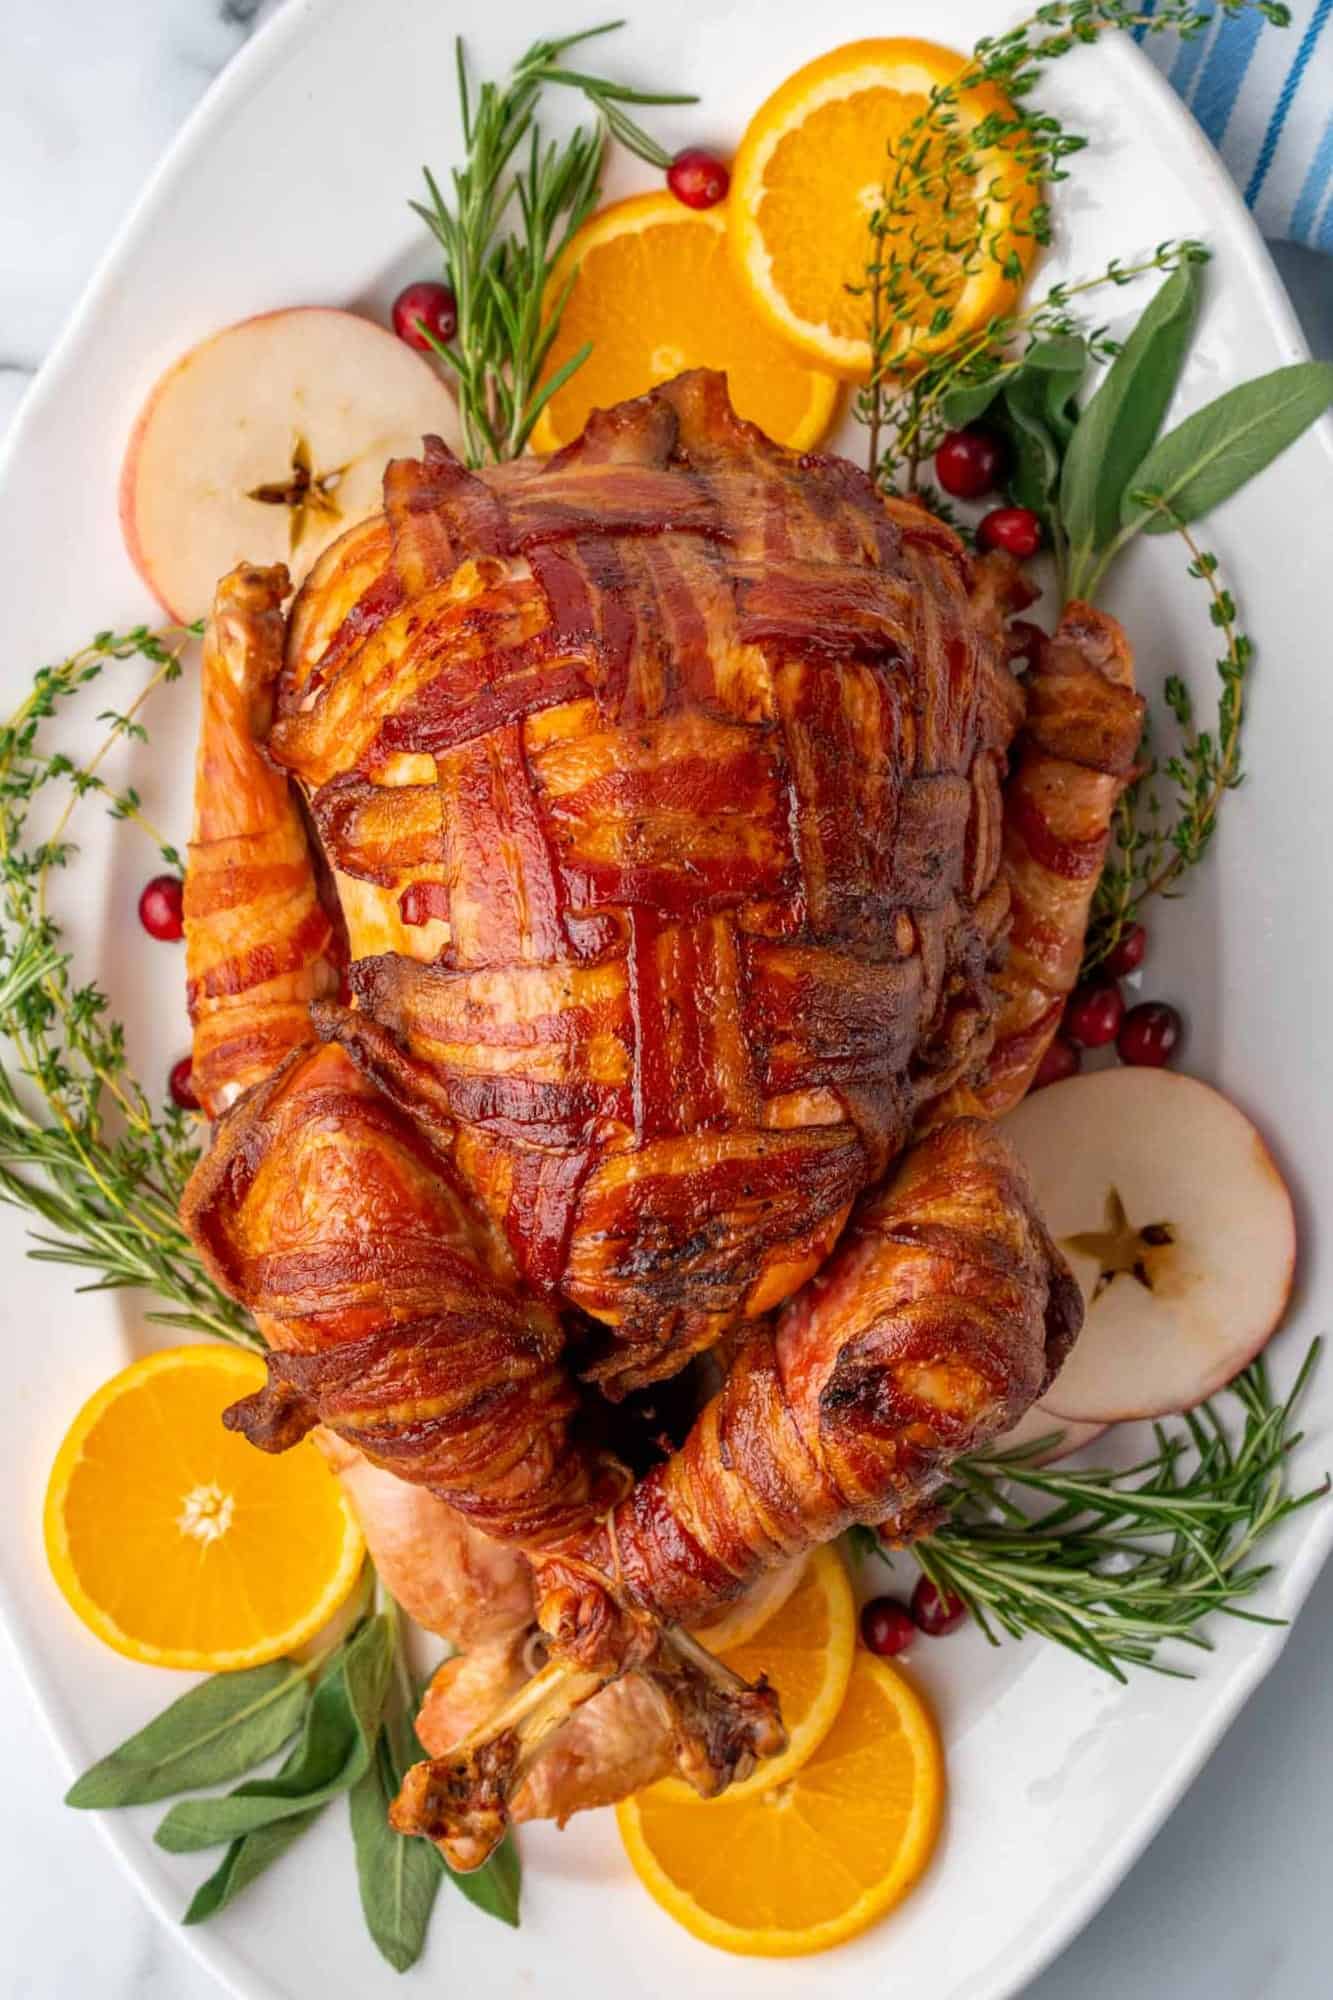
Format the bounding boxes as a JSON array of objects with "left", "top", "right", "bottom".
[{"left": 392, "top": 1117, "right": 1079, "bottom": 1865}]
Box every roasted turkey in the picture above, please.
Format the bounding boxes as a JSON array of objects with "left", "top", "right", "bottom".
[{"left": 179, "top": 371, "right": 1143, "bottom": 1865}]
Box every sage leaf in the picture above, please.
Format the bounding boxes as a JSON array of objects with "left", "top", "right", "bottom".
[
  {"left": 938, "top": 370, "right": 1015, "bottom": 431},
  {"left": 183, "top": 1745, "right": 326, "bottom": 1925},
  {"left": 1026, "top": 335, "right": 1088, "bottom": 447},
  {"left": 1061, "top": 260, "right": 1202, "bottom": 587},
  {"left": 1122, "top": 361, "right": 1333, "bottom": 533},
  {"left": 937, "top": 335, "right": 1086, "bottom": 437},
  {"left": 450, "top": 1830, "right": 521, "bottom": 1929},
  {"left": 66, "top": 1660, "right": 311, "bottom": 1810},
  {"left": 184, "top": 1810, "right": 322, "bottom": 1924},
  {"left": 1023, "top": 333, "right": 1089, "bottom": 376},
  {"left": 997, "top": 376, "right": 1063, "bottom": 524},
  {"left": 350, "top": 1728, "right": 445, "bottom": 1971},
  {"left": 156, "top": 1615, "right": 392, "bottom": 1854}
]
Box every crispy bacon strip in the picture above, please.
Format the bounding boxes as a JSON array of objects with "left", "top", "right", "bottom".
[
  {"left": 976, "top": 602, "right": 1144, "bottom": 1113},
  {"left": 184, "top": 565, "right": 342, "bottom": 1115},
  {"left": 180, "top": 1040, "right": 784, "bottom": 1809},
  {"left": 531, "top": 1119, "right": 1079, "bottom": 1644},
  {"left": 180, "top": 1039, "right": 618, "bottom": 1546},
  {"left": 254, "top": 374, "right": 1027, "bottom": 1390}
]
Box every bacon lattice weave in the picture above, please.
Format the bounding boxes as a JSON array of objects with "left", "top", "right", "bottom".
[{"left": 263, "top": 370, "right": 1031, "bottom": 1393}]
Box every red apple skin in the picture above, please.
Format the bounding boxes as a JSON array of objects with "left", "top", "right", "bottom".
[{"left": 119, "top": 306, "right": 456, "bottom": 623}]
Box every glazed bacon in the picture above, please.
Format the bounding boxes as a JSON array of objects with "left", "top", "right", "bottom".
[
  {"left": 182, "top": 1039, "right": 623, "bottom": 1548},
  {"left": 260, "top": 371, "right": 1027, "bottom": 1392},
  {"left": 533, "top": 1118, "right": 1079, "bottom": 1655}
]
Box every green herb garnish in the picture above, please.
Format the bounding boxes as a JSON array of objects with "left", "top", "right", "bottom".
[
  {"left": 847, "top": 1, "right": 1330, "bottom": 972},
  {"left": 0, "top": 625, "right": 257, "bottom": 1347},
  {"left": 412, "top": 22, "right": 693, "bottom": 466},
  {"left": 853, "top": 1343, "right": 1327, "bottom": 1679}
]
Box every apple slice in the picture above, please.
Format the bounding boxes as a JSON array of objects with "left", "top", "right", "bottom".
[
  {"left": 993, "top": 1402, "right": 1108, "bottom": 1465},
  {"left": 1002, "top": 1068, "right": 1296, "bottom": 1424},
  {"left": 120, "top": 306, "right": 461, "bottom": 621}
]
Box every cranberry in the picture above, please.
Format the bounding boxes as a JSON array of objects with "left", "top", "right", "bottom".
[
  {"left": 860, "top": 1596, "right": 916, "bottom": 1658},
  {"left": 666, "top": 148, "right": 730, "bottom": 209},
  {"left": 1104, "top": 923, "right": 1147, "bottom": 978},
  {"left": 1032, "top": 1036, "right": 1082, "bottom": 1091},
  {"left": 1117, "top": 1000, "right": 1182, "bottom": 1068},
  {"left": 934, "top": 427, "right": 1005, "bottom": 500},
  {"left": 391, "top": 280, "right": 458, "bottom": 351},
  {"left": 911, "top": 1576, "right": 967, "bottom": 1637},
  {"left": 169, "top": 1055, "right": 201, "bottom": 1111},
  {"left": 138, "top": 874, "right": 184, "bottom": 942},
  {"left": 1065, "top": 980, "right": 1125, "bottom": 1050},
  {"left": 978, "top": 506, "right": 1042, "bottom": 559}
]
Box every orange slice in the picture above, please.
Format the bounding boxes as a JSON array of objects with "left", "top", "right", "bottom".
[
  {"left": 529, "top": 193, "right": 840, "bottom": 454},
  {"left": 654, "top": 1545, "right": 855, "bottom": 1804},
  {"left": 619, "top": 1650, "right": 944, "bottom": 1956},
  {"left": 728, "top": 38, "right": 1039, "bottom": 379},
  {"left": 44, "top": 1345, "right": 364, "bottom": 1671},
  {"left": 690, "top": 1556, "right": 805, "bottom": 1654}
]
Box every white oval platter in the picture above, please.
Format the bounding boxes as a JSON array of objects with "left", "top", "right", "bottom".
[{"left": 0, "top": 3, "right": 1330, "bottom": 1998}]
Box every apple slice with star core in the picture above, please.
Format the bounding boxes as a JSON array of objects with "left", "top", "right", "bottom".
[
  {"left": 1002, "top": 1068, "right": 1296, "bottom": 1424},
  {"left": 120, "top": 306, "right": 461, "bottom": 622}
]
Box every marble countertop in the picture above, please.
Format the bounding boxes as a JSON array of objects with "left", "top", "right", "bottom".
[{"left": 2, "top": 6, "right": 1331, "bottom": 1998}]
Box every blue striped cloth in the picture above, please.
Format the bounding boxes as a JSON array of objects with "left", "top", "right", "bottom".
[{"left": 1140, "top": 0, "right": 1333, "bottom": 246}]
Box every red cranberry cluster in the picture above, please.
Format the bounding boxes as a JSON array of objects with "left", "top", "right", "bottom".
[
  {"left": 1034, "top": 923, "right": 1183, "bottom": 1090},
  {"left": 933, "top": 426, "right": 1042, "bottom": 559},
  {"left": 859, "top": 1574, "right": 969, "bottom": 1657},
  {"left": 137, "top": 874, "right": 201, "bottom": 1111}
]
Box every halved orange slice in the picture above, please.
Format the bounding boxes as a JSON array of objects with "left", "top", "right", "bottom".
[
  {"left": 728, "top": 38, "right": 1039, "bottom": 379},
  {"left": 654, "top": 1544, "right": 856, "bottom": 1804},
  {"left": 529, "top": 193, "right": 840, "bottom": 453},
  {"left": 44, "top": 1345, "right": 364, "bottom": 1671},
  {"left": 618, "top": 1650, "right": 945, "bottom": 1956}
]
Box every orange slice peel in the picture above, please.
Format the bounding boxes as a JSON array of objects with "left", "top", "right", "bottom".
[
  {"left": 618, "top": 1647, "right": 945, "bottom": 1956},
  {"left": 727, "top": 37, "right": 1039, "bottom": 380},
  {"left": 530, "top": 192, "right": 840, "bottom": 454},
  {"left": 44, "top": 1344, "right": 365, "bottom": 1672}
]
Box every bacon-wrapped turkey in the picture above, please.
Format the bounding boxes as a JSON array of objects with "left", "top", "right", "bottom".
[{"left": 179, "top": 371, "right": 1141, "bottom": 1866}]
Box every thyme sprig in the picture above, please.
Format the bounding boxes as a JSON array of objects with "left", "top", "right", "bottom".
[
  {"left": 856, "top": 1343, "right": 1326, "bottom": 1679},
  {"left": 854, "top": 0, "right": 1288, "bottom": 485},
  {"left": 864, "top": 240, "right": 1205, "bottom": 489},
  {"left": 1084, "top": 515, "right": 1249, "bottom": 972},
  {"left": 0, "top": 625, "right": 257, "bottom": 1347},
  {"left": 412, "top": 22, "right": 693, "bottom": 466}
]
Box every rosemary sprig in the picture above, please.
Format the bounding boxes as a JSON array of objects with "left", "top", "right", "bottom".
[
  {"left": 412, "top": 22, "right": 693, "bottom": 466},
  {"left": 0, "top": 626, "right": 257, "bottom": 1347},
  {"left": 855, "top": 1343, "right": 1326, "bottom": 1679}
]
